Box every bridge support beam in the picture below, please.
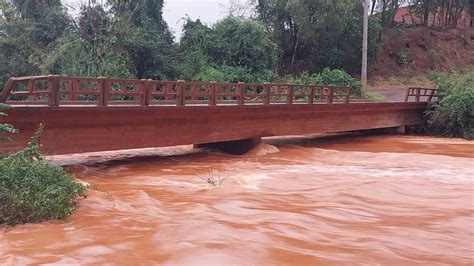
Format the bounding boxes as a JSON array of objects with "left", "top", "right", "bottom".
[{"left": 194, "top": 137, "right": 261, "bottom": 155}]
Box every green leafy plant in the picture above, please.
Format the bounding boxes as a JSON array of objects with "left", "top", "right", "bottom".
[
  {"left": 0, "top": 103, "right": 17, "bottom": 140},
  {"left": 0, "top": 125, "right": 87, "bottom": 226},
  {"left": 428, "top": 48, "right": 440, "bottom": 61},
  {"left": 282, "top": 68, "right": 362, "bottom": 96},
  {"left": 395, "top": 48, "right": 410, "bottom": 65},
  {"left": 425, "top": 73, "right": 474, "bottom": 139}
]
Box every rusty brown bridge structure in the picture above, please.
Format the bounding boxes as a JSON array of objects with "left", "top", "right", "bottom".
[{"left": 0, "top": 75, "right": 438, "bottom": 155}]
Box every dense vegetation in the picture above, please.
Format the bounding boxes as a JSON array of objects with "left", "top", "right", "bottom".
[
  {"left": 178, "top": 17, "right": 277, "bottom": 82},
  {"left": 255, "top": 0, "right": 381, "bottom": 74},
  {"left": 1, "top": 0, "right": 471, "bottom": 87},
  {"left": 425, "top": 72, "right": 474, "bottom": 139},
  {"left": 0, "top": 111, "right": 86, "bottom": 226},
  {"left": 282, "top": 68, "right": 363, "bottom": 96}
]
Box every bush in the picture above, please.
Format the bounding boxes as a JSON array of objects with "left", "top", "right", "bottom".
[
  {"left": 0, "top": 126, "right": 87, "bottom": 226},
  {"left": 282, "top": 68, "right": 362, "bottom": 96},
  {"left": 0, "top": 103, "right": 17, "bottom": 140},
  {"left": 425, "top": 73, "right": 474, "bottom": 139},
  {"left": 395, "top": 48, "right": 410, "bottom": 65},
  {"left": 193, "top": 66, "right": 276, "bottom": 83},
  {"left": 179, "top": 17, "right": 277, "bottom": 83}
]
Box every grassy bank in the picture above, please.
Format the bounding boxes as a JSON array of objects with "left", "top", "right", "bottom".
[{"left": 0, "top": 123, "right": 87, "bottom": 226}]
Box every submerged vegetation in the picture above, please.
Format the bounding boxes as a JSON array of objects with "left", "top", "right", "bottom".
[
  {"left": 425, "top": 72, "right": 474, "bottom": 139},
  {"left": 0, "top": 123, "right": 87, "bottom": 226}
]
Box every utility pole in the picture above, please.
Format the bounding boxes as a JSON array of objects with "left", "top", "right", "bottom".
[{"left": 361, "top": 0, "right": 369, "bottom": 90}]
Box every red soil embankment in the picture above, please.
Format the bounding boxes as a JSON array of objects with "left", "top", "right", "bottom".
[{"left": 372, "top": 27, "right": 473, "bottom": 77}]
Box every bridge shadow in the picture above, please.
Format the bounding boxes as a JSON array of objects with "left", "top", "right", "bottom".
[{"left": 52, "top": 131, "right": 393, "bottom": 168}]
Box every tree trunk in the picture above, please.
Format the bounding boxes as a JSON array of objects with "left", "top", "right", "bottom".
[
  {"left": 423, "top": 0, "right": 430, "bottom": 26},
  {"left": 291, "top": 33, "right": 299, "bottom": 65},
  {"left": 370, "top": 0, "right": 376, "bottom": 16},
  {"left": 381, "top": 0, "right": 387, "bottom": 26},
  {"left": 390, "top": 0, "right": 400, "bottom": 27}
]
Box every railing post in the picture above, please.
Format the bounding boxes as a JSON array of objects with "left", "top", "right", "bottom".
[
  {"left": 209, "top": 81, "right": 217, "bottom": 106},
  {"left": 404, "top": 88, "right": 411, "bottom": 102},
  {"left": 264, "top": 82, "right": 270, "bottom": 105},
  {"left": 177, "top": 80, "right": 185, "bottom": 106},
  {"left": 98, "top": 77, "right": 107, "bottom": 107},
  {"left": 0, "top": 78, "right": 15, "bottom": 103},
  {"left": 308, "top": 85, "right": 315, "bottom": 104},
  {"left": 287, "top": 85, "right": 294, "bottom": 104},
  {"left": 427, "top": 89, "right": 435, "bottom": 102},
  {"left": 48, "top": 75, "right": 60, "bottom": 107},
  {"left": 237, "top": 82, "right": 245, "bottom": 106},
  {"left": 326, "top": 87, "right": 334, "bottom": 104},
  {"left": 415, "top": 87, "right": 421, "bottom": 102},
  {"left": 345, "top": 84, "right": 351, "bottom": 103},
  {"left": 141, "top": 79, "right": 151, "bottom": 106}
]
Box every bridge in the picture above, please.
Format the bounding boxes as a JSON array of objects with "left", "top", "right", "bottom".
[{"left": 0, "top": 75, "right": 438, "bottom": 155}]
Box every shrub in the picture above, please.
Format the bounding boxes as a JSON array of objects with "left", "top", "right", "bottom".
[
  {"left": 193, "top": 65, "right": 276, "bottom": 83},
  {"left": 395, "top": 48, "right": 410, "bottom": 65},
  {"left": 425, "top": 73, "right": 474, "bottom": 139},
  {"left": 282, "top": 68, "right": 362, "bottom": 96},
  {"left": 428, "top": 49, "right": 440, "bottom": 61},
  {"left": 0, "top": 103, "right": 17, "bottom": 140},
  {"left": 0, "top": 126, "right": 87, "bottom": 226}
]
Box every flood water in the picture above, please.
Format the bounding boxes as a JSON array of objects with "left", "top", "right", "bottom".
[{"left": 1, "top": 135, "right": 473, "bottom": 265}]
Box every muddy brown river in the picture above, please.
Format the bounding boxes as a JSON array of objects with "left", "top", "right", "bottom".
[{"left": 1, "top": 135, "right": 473, "bottom": 265}]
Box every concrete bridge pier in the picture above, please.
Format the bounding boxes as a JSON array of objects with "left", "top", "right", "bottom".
[{"left": 194, "top": 137, "right": 261, "bottom": 155}]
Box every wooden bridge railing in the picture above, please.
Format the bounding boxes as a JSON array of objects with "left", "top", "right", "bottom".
[
  {"left": 0, "top": 75, "right": 353, "bottom": 107},
  {"left": 404, "top": 87, "right": 438, "bottom": 103},
  {"left": 0, "top": 75, "right": 439, "bottom": 107}
]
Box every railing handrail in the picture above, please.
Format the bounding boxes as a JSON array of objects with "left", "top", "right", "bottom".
[
  {"left": 1, "top": 75, "right": 355, "bottom": 107},
  {"left": 404, "top": 87, "right": 438, "bottom": 103}
]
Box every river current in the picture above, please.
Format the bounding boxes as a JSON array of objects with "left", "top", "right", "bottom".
[{"left": 1, "top": 135, "right": 473, "bottom": 265}]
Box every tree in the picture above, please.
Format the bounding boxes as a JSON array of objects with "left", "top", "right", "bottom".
[
  {"left": 178, "top": 17, "right": 277, "bottom": 82},
  {"left": 255, "top": 0, "right": 381, "bottom": 74},
  {"left": 0, "top": 0, "right": 70, "bottom": 86},
  {"left": 108, "top": 0, "right": 178, "bottom": 79}
]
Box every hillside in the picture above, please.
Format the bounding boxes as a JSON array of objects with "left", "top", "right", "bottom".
[{"left": 372, "top": 27, "right": 474, "bottom": 78}]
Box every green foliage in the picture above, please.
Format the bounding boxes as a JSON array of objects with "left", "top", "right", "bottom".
[
  {"left": 428, "top": 49, "right": 440, "bottom": 61},
  {"left": 425, "top": 73, "right": 474, "bottom": 139},
  {"left": 0, "top": 0, "right": 178, "bottom": 83},
  {"left": 178, "top": 17, "right": 277, "bottom": 82},
  {"left": 51, "top": 33, "right": 134, "bottom": 78},
  {"left": 282, "top": 68, "right": 362, "bottom": 96},
  {"left": 256, "top": 0, "right": 381, "bottom": 74},
  {"left": 395, "top": 48, "right": 410, "bottom": 65},
  {"left": 211, "top": 17, "right": 277, "bottom": 73},
  {"left": 0, "top": 103, "right": 17, "bottom": 140},
  {"left": 0, "top": 125, "right": 87, "bottom": 226}
]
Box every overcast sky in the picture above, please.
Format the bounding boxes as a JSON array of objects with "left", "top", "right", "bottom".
[{"left": 62, "top": 0, "right": 231, "bottom": 41}]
